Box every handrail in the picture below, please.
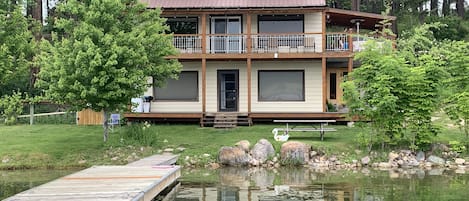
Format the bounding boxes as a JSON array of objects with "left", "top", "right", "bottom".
[{"left": 171, "top": 33, "right": 389, "bottom": 54}]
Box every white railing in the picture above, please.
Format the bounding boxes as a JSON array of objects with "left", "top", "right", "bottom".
[
  {"left": 209, "top": 35, "right": 246, "bottom": 54},
  {"left": 173, "top": 35, "right": 202, "bottom": 53},
  {"left": 172, "top": 33, "right": 379, "bottom": 54},
  {"left": 251, "top": 34, "right": 321, "bottom": 53},
  {"left": 326, "top": 33, "right": 349, "bottom": 52}
]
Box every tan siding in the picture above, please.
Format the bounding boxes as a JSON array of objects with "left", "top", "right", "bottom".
[
  {"left": 251, "top": 60, "right": 323, "bottom": 113},
  {"left": 304, "top": 12, "right": 323, "bottom": 52},
  {"left": 206, "top": 61, "right": 248, "bottom": 113},
  {"left": 150, "top": 62, "right": 203, "bottom": 113},
  {"left": 251, "top": 14, "right": 258, "bottom": 34}
]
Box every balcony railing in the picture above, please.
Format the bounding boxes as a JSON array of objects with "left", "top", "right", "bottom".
[
  {"left": 172, "top": 33, "right": 372, "bottom": 54},
  {"left": 251, "top": 34, "right": 321, "bottom": 53}
]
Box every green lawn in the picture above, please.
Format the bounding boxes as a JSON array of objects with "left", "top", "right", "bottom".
[{"left": 0, "top": 123, "right": 467, "bottom": 169}]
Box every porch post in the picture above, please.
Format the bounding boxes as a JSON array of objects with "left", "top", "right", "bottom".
[
  {"left": 201, "top": 13, "right": 207, "bottom": 54},
  {"left": 322, "top": 10, "right": 326, "bottom": 52},
  {"left": 322, "top": 57, "right": 327, "bottom": 112},
  {"left": 247, "top": 58, "right": 252, "bottom": 113},
  {"left": 348, "top": 57, "right": 353, "bottom": 73},
  {"left": 246, "top": 14, "right": 252, "bottom": 113},
  {"left": 202, "top": 58, "right": 206, "bottom": 113},
  {"left": 246, "top": 14, "right": 252, "bottom": 54}
]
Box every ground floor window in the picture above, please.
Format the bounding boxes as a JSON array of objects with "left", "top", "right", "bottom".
[
  {"left": 258, "top": 70, "right": 304, "bottom": 101},
  {"left": 154, "top": 71, "right": 198, "bottom": 101}
]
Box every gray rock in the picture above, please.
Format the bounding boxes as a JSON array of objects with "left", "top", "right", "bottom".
[
  {"left": 163, "top": 148, "right": 174, "bottom": 153},
  {"left": 427, "top": 155, "right": 445, "bottom": 166},
  {"left": 235, "top": 140, "right": 251, "bottom": 153},
  {"left": 416, "top": 151, "right": 425, "bottom": 161},
  {"left": 250, "top": 139, "right": 275, "bottom": 163},
  {"left": 280, "top": 141, "right": 311, "bottom": 165},
  {"left": 218, "top": 146, "right": 250, "bottom": 166},
  {"left": 361, "top": 156, "right": 370, "bottom": 165}
]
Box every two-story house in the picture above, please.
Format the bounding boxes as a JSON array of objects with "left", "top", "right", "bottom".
[{"left": 125, "top": 0, "right": 395, "bottom": 126}]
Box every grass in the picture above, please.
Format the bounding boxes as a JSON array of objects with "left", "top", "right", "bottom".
[{"left": 0, "top": 122, "right": 467, "bottom": 169}]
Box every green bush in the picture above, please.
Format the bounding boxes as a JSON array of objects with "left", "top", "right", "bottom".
[{"left": 118, "top": 122, "right": 158, "bottom": 146}]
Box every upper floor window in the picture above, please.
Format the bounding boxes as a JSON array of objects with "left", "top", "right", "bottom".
[
  {"left": 166, "top": 17, "right": 198, "bottom": 34},
  {"left": 258, "top": 15, "right": 304, "bottom": 33}
]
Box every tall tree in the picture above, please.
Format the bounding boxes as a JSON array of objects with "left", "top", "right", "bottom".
[
  {"left": 430, "top": 0, "right": 439, "bottom": 16},
  {"left": 352, "top": 0, "right": 361, "bottom": 11},
  {"left": 0, "top": 1, "right": 37, "bottom": 124},
  {"left": 37, "top": 0, "right": 181, "bottom": 141},
  {"left": 0, "top": 1, "right": 35, "bottom": 93},
  {"left": 456, "top": 0, "right": 465, "bottom": 18},
  {"left": 442, "top": 0, "right": 451, "bottom": 16}
]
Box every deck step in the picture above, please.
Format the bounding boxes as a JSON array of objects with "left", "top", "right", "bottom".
[{"left": 201, "top": 113, "right": 252, "bottom": 128}]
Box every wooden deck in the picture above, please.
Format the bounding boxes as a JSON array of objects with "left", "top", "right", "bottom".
[
  {"left": 5, "top": 155, "right": 180, "bottom": 201},
  {"left": 124, "top": 112, "right": 348, "bottom": 123}
]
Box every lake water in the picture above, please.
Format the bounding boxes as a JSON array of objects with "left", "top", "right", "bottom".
[
  {"left": 170, "top": 167, "right": 469, "bottom": 201},
  {"left": 2, "top": 167, "right": 469, "bottom": 200},
  {"left": 0, "top": 169, "right": 78, "bottom": 200}
]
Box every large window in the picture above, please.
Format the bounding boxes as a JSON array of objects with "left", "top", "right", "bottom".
[
  {"left": 258, "top": 15, "right": 304, "bottom": 33},
  {"left": 166, "top": 17, "right": 198, "bottom": 34},
  {"left": 155, "top": 71, "right": 198, "bottom": 101},
  {"left": 258, "top": 70, "right": 304, "bottom": 101}
]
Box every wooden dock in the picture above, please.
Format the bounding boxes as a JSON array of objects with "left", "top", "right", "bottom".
[{"left": 5, "top": 154, "right": 180, "bottom": 201}]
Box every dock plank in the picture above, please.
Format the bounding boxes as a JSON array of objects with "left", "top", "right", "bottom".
[
  {"left": 127, "top": 154, "right": 178, "bottom": 166},
  {"left": 6, "top": 154, "right": 180, "bottom": 201}
]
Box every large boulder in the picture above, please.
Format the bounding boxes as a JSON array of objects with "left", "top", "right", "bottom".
[
  {"left": 235, "top": 140, "right": 251, "bottom": 153},
  {"left": 280, "top": 141, "right": 311, "bottom": 165},
  {"left": 218, "top": 146, "right": 249, "bottom": 166},
  {"left": 427, "top": 155, "right": 445, "bottom": 166},
  {"left": 251, "top": 139, "right": 275, "bottom": 163}
]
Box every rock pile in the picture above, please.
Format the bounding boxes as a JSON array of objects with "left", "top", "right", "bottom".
[{"left": 209, "top": 139, "right": 469, "bottom": 171}]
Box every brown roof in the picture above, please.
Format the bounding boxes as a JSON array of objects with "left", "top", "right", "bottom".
[{"left": 142, "top": 0, "right": 326, "bottom": 9}]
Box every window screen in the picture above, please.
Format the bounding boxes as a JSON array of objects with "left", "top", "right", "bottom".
[
  {"left": 155, "top": 71, "right": 198, "bottom": 101},
  {"left": 258, "top": 71, "right": 304, "bottom": 101}
]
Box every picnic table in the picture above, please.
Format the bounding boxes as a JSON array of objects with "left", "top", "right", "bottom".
[{"left": 272, "top": 120, "right": 337, "bottom": 141}]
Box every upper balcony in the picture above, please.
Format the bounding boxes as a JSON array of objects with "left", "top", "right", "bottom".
[{"left": 171, "top": 32, "right": 371, "bottom": 58}]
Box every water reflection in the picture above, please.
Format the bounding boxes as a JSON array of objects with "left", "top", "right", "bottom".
[
  {"left": 0, "top": 169, "right": 79, "bottom": 200},
  {"left": 174, "top": 167, "right": 469, "bottom": 201}
]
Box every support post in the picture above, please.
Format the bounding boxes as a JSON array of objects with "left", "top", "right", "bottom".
[
  {"left": 246, "top": 14, "right": 252, "bottom": 54},
  {"left": 322, "top": 57, "right": 327, "bottom": 112},
  {"left": 29, "top": 103, "right": 34, "bottom": 125},
  {"left": 247, "top": 58, "right": 252, "bottom": 113},
  {"left": 322, "top": 11, "right": 326, "bottom": 53},
  {"left": 201, "top": 13, "right": 207, "bottom": 54},
  {"left": 202, "top": 58, "right": 206, "bottom": 113},
  {"left": 348, "top": 57, "right": 353, "bottom": 73}
]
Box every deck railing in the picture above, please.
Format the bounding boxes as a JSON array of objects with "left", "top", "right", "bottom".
[
  {"left": 173, "top": 35, "right": 202, "bottom": 53},
  {"left": 251, "top": 34, "right": 321, "bottom": 53},
  {"left": 172, "top": 33, "right": 377, "bottom": 54}
]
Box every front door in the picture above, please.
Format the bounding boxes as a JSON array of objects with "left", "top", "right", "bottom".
[
  {"left": 327, "top": 68, "right": 348, "bottom": 105},
  {"left": 218, "top": 70, "right": 239, "bottom": 112},
  {"left": 211, "top": 16, "right": 242, "bottom": 53}
]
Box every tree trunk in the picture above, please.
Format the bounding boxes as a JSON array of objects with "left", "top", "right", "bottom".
[
  {"left": 29, "top": 0, "right": 42, "bottom": 21},
  {"left": 430, "top": 0, "right": 438, "bottom": 16},
  {"left": 103, "top": 110, "right": 109, "bottom": 142},
  {"left": 442, "top": 0, "right": 451, "bottom": 16},
  {"left": 390, "top": 0, "right": 399, "bottom": 36},
  {"left": 352, "top": 0, "right": 361, "bottom": 11},
  {"left": 456, "top": 0, "right": 465, "bottom": 18}
]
